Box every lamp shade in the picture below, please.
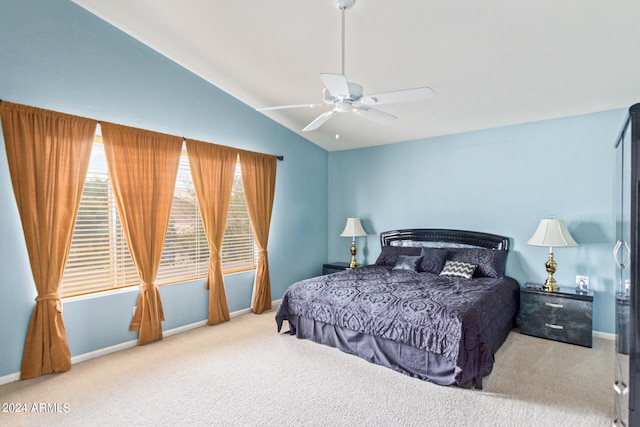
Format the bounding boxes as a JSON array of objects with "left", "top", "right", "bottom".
[
  {"left": 527, "top": 218, "right": 578, "bottom": 248},
  {"left": 340, "top": 217, "right": 367, "bottom": 238}
]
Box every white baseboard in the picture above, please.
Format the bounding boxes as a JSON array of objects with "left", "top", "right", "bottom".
[
  {"left": 593, "top": 330, "right": 616, "bottom": 340},
  {"left": 71, "top": 339, "right": 138, "bottom": 365},
  {"left": 0, "top": 300, "right": 283, "bottom": 386},
  {"left": 0, "top": 371, "right": 20, "bottom": 385},
  {"left": 163, "top": 320, "right": 208, "bottom": 338}
]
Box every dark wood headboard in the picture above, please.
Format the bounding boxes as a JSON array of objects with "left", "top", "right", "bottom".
[{"left": 380, "top": 229, "right": 510, "bottom": 250}]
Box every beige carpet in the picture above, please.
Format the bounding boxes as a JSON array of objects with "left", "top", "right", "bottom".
[{"left": 0, "top": 306, "right": 614, "bottom": 426}]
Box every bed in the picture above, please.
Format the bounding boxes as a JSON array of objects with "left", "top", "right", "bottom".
[{"left": 275, "top": 229, "right": 520, "bottom": 389}]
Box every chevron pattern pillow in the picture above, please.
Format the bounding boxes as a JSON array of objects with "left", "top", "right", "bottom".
[
  {"left": 449, "top": 248, "right": 508, "bottom": 278},
  {"left": 439, "top": 260, "right": 476, "bottom": 279}
]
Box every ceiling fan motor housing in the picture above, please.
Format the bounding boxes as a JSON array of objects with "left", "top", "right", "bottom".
[{"left": 322, "top": 82, "right": 363, "bottom": 105}]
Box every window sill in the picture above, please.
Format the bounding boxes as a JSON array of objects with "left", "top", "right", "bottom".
[{"left": 63, "top": 285, "right": 139, "bottom": 303}]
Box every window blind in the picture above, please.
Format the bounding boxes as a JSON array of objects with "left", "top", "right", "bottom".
[{"left": 62, "top": 142, "right": 256, "bottom": 297}]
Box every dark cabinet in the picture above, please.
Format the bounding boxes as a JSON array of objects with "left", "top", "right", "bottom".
[
  {"left": 322, "top": 262, "right": 350, "bottom": 275},
  {"left": 520, "top": 285, "right": 593, "bottom": 348}
]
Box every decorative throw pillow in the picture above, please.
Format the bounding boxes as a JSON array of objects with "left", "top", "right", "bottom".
[
  {"left": 418, "top": 248, "right": 450, "bottom": 274},
  {"left": 375, "top": 246, "right": 422, "bottom": 267},
  {"left": 439, "top": 260, "right": 477, "bottom": 279},
  {"left": 392, "top": 255, "right": 423, "bottom": 272},
  {"left": 449, "top": 248, "right": 508, "bottom": 278}
]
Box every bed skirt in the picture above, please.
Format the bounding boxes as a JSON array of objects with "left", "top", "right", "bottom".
[{"left": 282, "top": 314, "right": 501, "bottom": 389}]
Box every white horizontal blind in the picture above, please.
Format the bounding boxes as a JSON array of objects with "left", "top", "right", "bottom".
[
  {"left": 62, "top": 142, "right": 139, "bottom": 296},
  {"left": 222, "top": 161, "right": 258, "bottom": 271},
  {"left": 62, "top": 141, "right": 256, "bottom": 298},
  {"left": 156, "top": 149, "right": 208, "bottom": 283}
]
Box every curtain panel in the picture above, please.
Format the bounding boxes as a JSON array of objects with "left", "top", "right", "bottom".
[
  {"left": 185, "top": 139, "right": 237, "bottom": 325},
  {"left": 239, "top": 151, "right": 277, "bottom": 314},
  {"left": 0, "top": 101, "right": 96, "bottom": 379},
  {"left": 101, "top": 122, "right": 182, "bottom": 346}
]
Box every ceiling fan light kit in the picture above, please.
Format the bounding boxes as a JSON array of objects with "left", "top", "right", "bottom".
[{"left": 257, "top": 0, "right": 433, "bottom": 133}]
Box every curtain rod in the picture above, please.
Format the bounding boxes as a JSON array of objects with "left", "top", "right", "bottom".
[
  {"left": 0, "top": 100, "right": 283, "bottom": 161},
  {"left": 98, "top": 120, "right": 284, "bottom": 161}
]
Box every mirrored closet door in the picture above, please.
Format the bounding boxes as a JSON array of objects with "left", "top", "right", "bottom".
[
  {"left": 614, "top": 110, "right": 631, "bottom": 426},
  {"left": 614, "top": 103, "right": 640, "bottom": 427}
]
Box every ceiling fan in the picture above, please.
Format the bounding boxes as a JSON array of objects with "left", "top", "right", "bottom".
[{"left": 257, "top": 0, "right": 434, "bottom": 132}]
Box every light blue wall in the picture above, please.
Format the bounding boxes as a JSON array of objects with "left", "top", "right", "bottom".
[
  {"left": 328, "top": 110, "right": 626, "bottom": 334},
  {"left": 0, "top": 0, "right": 328, "bottom": 377},
  {"left": 0, "top": 0, "right": 628, "bottom": 380}
]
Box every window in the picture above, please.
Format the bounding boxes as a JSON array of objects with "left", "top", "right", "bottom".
[
  {"left": 61, "top": 139, "right": 256, "bottom": 298},
  {"left": 219, "top": 162, "right": 258, "bottom": 272}
]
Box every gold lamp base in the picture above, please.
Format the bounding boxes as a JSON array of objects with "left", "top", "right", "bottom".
[
  {"left": 348, "top": 240, "right": 358, "bottom": 269},
  {"left": 542, "top": 252, "right": 559, "bottom": 292}
]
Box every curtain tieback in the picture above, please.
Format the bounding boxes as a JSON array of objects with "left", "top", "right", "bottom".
[
  {"left": 35, "top": 293, "right": 60, "bottom": 302},
  {"left": 35, "top": 293, "right": 63, "bottom": 313},
  {"left": 140, "top": 283, "right": 157, "bottom": 291}
]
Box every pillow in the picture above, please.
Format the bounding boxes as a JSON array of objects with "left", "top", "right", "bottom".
[
  {"left": 418, "top": 248, "right": 449, "bottom": 274},
  {"left": 439, "top": 260, "right": 477, "bottom": 279},
  {"left": 449, "top": 248, "right": 508, "bottom": 278},
  {"left": 375, "top": 246, "right": 422, "bottom": 267},
  {"left": 392, "top": 255, "right": 423, "bottom": 272}
]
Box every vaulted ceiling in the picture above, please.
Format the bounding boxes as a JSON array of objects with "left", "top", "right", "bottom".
[{"left": 72, "top": 0, "right": 640, "bottom": 151}]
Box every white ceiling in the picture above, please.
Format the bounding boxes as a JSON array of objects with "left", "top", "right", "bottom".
[{"left": 72, "top": 0, "right": 640, "bottom": 151}]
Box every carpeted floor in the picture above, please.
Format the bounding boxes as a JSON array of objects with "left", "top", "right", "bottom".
[{"left": 0, "top": 305, "right": 614, "bottom": 426}]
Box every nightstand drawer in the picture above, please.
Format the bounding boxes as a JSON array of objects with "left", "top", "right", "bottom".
[
  {"left": 520, "top": 292, "right": 591, "bottom": 317},
  {"left": 519, "top": 286, "right": 593, "bottom": 347},
  {"left": 520, "top": 312, "right": 592, "bottom": 347}
]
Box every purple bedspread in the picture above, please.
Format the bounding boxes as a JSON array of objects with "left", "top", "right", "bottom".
[{"left": 276, "top": 265, "right": 519, "bottom": 386}]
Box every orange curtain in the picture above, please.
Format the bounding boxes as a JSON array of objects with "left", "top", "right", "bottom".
[
  {"left": 0, "top": 102, "right": 96, "bottom": 379},
  {"left": 101, "top": 122, "right": 182, "bottom": 345},
  {"left": 239, "top": 151, "right": 277, "bottom": 314},
  {"left": 185, "top": 140, "right": 237, "bottom": 325}
]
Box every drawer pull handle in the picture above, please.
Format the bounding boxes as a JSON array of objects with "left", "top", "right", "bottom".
[
  {"left": 545, "top": 323, "right": 563, "bottom": 330},
  {"left": 545, "top": 302, "right": 564, "bottom": 308}
]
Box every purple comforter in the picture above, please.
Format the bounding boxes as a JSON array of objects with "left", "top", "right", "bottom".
[{"left": 276, "top": 265, "right": 519, "bottom": 387}]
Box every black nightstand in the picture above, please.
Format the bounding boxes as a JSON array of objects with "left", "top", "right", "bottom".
[
  {"left": 519, "top": 283, "right": 593, "bottom": 348},
  {"left": 322, "top": 262, "right": 350, "bottom": 275}
]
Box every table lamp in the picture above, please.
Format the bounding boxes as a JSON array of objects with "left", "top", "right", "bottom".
[
  {"left": 527, "top": 217, "right": 578, "bottom": 291},
  {"left": 340, "top": 217, "right": 367, "bottom": 268}
]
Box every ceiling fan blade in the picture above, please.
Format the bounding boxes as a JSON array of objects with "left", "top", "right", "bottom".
[
  {"left": 361, "top": 87, "right": 434, "bottom": 106},
  {"left": 320, "top": 73, "right": 350, "bottom": 99},
  {"left": 354, "top": 106, "right": 397, "bottom": 124},
  {"left": 302, "top": 110, "right": 336, "bottom": 131},
  {"left": 257, "top": 103, "right": 324, "bottom": 112}
]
